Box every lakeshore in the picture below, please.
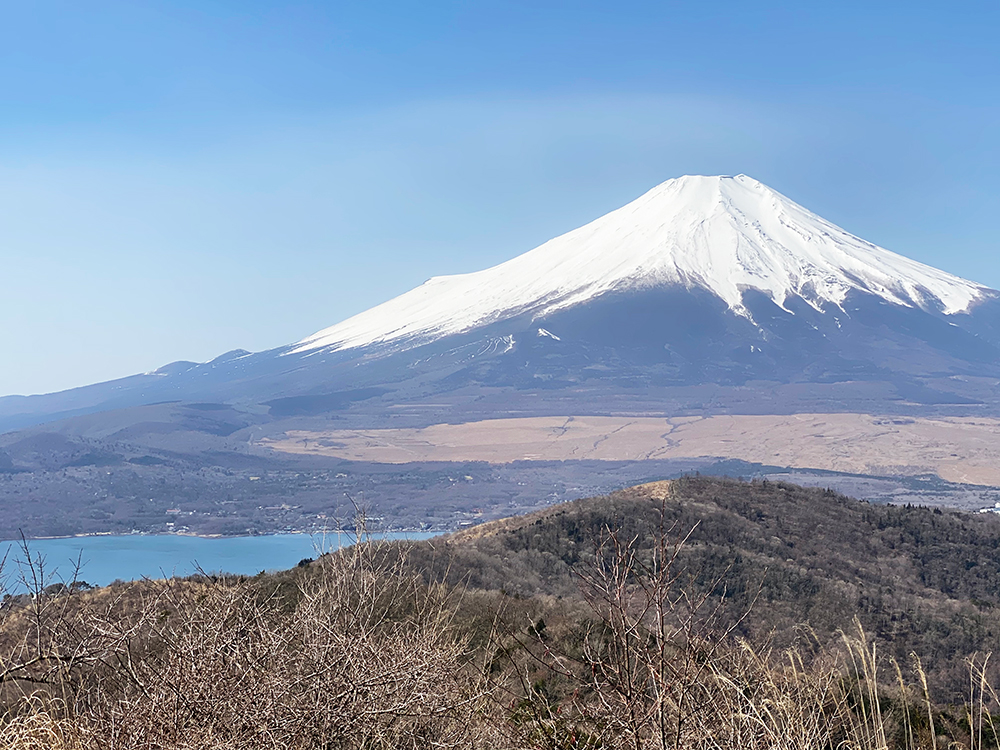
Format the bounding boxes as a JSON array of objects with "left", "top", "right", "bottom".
[{"left": 0, "top": 531, "right": 439, "bottom": 590}]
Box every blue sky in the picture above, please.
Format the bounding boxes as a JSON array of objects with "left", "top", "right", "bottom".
[{"left": 2, "top": 1, "right": 998, "bottom": 396}]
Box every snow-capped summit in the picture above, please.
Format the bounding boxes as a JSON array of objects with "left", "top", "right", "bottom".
[
  {"left": 5, "top": 173, "right": 1000, "bottom": 436},
  {"left": 294, "top": 174, "right": 989, "bottom": 355}
]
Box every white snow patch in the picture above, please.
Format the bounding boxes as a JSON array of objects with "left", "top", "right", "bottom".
[
  {"left": 293, "top": 175, "right": 989, "bottom": 356},
  {"left": 537, "top": 328, "right": 561, "bottom": 341}
]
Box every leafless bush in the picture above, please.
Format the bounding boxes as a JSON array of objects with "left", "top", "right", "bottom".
[
  {"left": 494, "top": 493, "right": 1000, "bottom": 750},
  {"left": 0, "top": 538, "right": 139, "bottom": 710},
  {"left": 1, "top": 535, "right": 502, "bottom": 750},
  {"left": 492, "top": 500, "right": 766, "bottom": 749},
  {"left": 4, "top": 503, "right": 1000, "bottom": 749},
  {"left": 83, "top": 540, "right": 496, "bottom": 748}
]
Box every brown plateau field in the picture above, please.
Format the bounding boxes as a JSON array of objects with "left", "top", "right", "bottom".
[{"left": 260, "top": 412, "right": 1000, "bottom": 485}]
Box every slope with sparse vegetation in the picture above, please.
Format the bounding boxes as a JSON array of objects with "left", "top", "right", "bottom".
[
  {"left": 401, "top": 476, "right": 1000, "bottom": 693},
  {"left": 4, "top": 476, "right": 1000, "bottom": 748}
]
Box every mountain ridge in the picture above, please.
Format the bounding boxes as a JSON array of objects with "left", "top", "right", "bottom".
[
  {"left": 3, "top": 175, "right": 1000, "bottom": 438},
  {"left": 294, "top": 174, "right": 994, "bottom": 356}
]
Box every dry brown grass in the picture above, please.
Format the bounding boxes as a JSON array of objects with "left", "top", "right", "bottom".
[
  {"left": 1, "top": 534, "right": 503, "bottom": 750},
  {"left": 3, "top": 515, "right": 1000, "bottom": 749},
  {"left": 263, "top": 413, "right": 1000, "bottom": 486},
  {"left": 0, "top": 701, "right": 80, "bottom": 750}
]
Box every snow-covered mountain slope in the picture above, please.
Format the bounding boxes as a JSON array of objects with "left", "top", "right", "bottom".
[
  {"left": 5, "top": 173, "right": 1000, "bottom": 437},
  {"left": 294, "top": 174, "right": 990, "bottom": 355}
]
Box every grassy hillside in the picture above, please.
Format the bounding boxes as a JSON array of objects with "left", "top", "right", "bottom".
[{"left": 5, "top": 476, "right": 1000, "bottom": 748}]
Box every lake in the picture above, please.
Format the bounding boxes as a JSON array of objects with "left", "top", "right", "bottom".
[{"left": 0, "top": 531, "right": 439, "bottom": 590}]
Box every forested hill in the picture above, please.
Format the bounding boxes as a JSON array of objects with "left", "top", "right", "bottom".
[
  {"left": 402, "top": 476, "right": 1000, "bottom": 689},
  {"left": 10, "top": 476, "right": 1000, "bottom": 746}
]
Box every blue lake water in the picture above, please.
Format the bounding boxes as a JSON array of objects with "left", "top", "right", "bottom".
[{"left": 0, "top": 531, "right": 439, "bottom": 589}]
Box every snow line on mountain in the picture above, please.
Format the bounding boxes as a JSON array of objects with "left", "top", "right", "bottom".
[{"left": 293, "top": 174, "right": 988, "bottom": 355}]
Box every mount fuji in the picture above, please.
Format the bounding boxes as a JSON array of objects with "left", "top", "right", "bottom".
[
  {"left": 3, "top": 174, "right": 1000, "bottom": 435},
  {"left": 6, "top": 174, "right": 1000, "bottom": 538},
  {"left": 295, "top": 174, "right": 989, "bottom": 355}
]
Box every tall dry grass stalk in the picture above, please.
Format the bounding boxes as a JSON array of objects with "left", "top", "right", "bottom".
[{"left": 0, "top": 697, "right": 80, "bottom": 750}]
